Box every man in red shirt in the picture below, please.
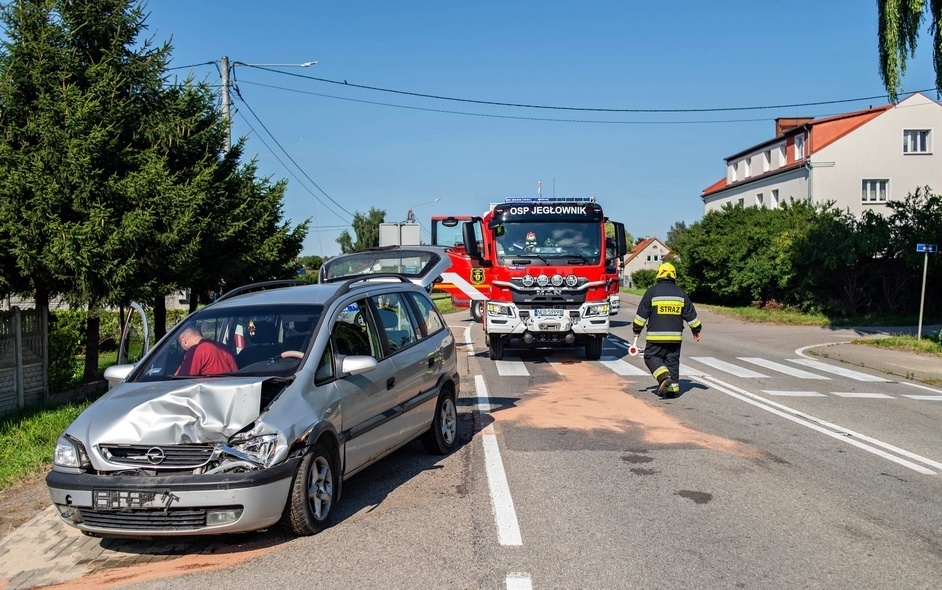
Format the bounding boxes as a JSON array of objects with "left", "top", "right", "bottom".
[{"left": 175, "top": 326, "right": 238, "bottom": 376}]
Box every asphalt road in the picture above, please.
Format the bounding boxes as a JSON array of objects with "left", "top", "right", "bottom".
[{"left": 48, "top": 299, "right": 942, "bottom": 589}]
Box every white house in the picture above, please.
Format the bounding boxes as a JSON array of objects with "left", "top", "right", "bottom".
[
  {"left": 621, "top": 237, "right": 673, "bottom": 287},
  {"left": 701, "top": 92, "right": 942, "bottom": 215}
]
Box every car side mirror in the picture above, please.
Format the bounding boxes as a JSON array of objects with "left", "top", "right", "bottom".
[
  {"left": 104, "top": 363, "right": 135, "bottom": 388},
  {"left": 341, "top": 355, "right": 378, "bottom": 377}
]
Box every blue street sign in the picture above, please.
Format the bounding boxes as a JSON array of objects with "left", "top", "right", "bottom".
[{"left": 917, "top": 243, "right": 938, "bottom": 253}]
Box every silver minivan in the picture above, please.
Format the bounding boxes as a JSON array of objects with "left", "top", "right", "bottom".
[{"left": 47, "top": 247, "right": 459, "bottom": 537}]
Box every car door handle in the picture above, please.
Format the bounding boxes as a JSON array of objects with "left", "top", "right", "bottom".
[{"left": 386, "top": 377, "right": 395, "bottom": 390}]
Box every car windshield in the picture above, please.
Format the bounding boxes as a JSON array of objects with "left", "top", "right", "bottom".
[
  {"left": 321, "top": 250, "right": 439, "bottom": 281},
  {"left": 494, "top": 222, "right": 602, "bottom": 264},
  {"left": 133, "top": 303, "right": 323, "bottom": 382}
]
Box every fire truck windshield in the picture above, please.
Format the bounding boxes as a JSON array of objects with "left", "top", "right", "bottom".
[{"left": 494, "top": 222, "right": 601, "bottom": 265}]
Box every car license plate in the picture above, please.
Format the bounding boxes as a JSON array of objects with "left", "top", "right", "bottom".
[
  {"left": 535, "top": 308, "right": 564, "bottom": 317},
  {"left": 93, "top": 489, "right": 164, "bottom": 510}
]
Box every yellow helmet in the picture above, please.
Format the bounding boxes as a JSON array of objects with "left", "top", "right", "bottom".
[{"left": 656, "top": 262, "right": 676, "bottom": 280}]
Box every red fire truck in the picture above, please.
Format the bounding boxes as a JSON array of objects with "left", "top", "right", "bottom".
[{"left": 432, "top": 197, "right": 626, "bottom": 360}]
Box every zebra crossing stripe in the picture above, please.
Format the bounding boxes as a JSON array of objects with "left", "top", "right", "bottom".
[
  {"left": 761, "top": 390, "right": 826, "bottom": 397},
  {"left": 600, "top": 356, "right": 649, "bottom": 376},
  {"left": 495, "top": 360, "right": 529, "bottom": 377},
  {"left": 830, "top": 392, "right": 895, "bottom": 399},
  {"left": 739, "top": 357, "right": 829, "bottom": 379},
  {"left": 902, "top": 395, "right": 942, "bottom": 400},
  {"left": 689, "top": 357, "right": 769, "bottom": 378},
  {"left": 788, "top": 359, "right": 889, "bottom": 382}
]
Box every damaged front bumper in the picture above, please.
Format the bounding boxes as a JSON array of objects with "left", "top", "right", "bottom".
[{"left": 46, "top": 457, "right": 299, "bottom": 537}]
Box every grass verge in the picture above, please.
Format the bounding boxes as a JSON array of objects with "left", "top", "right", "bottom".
[
  {"left": 432, "top": 291, "right": 460, "bottom": 315},
  {"left": 852, "top": 334, "right": 942, "bottom": 356},
  {"left": 0, "top": 393, "right": 102, "bottom": 490}
]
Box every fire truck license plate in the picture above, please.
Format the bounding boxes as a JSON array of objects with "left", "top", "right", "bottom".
[
  {"left": 535, "top": 309, "right": 564, "bottom": 317},
  {"left": 93, "top": 489, "right": 161, "bottom": 510}
]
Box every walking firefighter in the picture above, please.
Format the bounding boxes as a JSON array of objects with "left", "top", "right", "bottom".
[{"left": 632, "top": 262, "right": 701, "bottom": 398}]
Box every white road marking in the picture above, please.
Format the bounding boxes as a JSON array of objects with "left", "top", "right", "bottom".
[
  {"left": 690, "top": 357, "right": 769, "bottom": 378},
  {"left": 473, "top": 375, "right": 494, "bottom": 412},
  {"left": 902, "top": 395, "right": 942, "bottom": 401},
  {"left": 608, "top": 339, "right": 628, "bottom": 349},
  {"left": 830, "top": 392, "right": 895, "bottom": 399},
  {"left": 474, "top": 375, "right": 523, "bottom": 546},
  {"left": 696, "top": 374, "right": 942, "bottom": 474},
  {"left": 739, "top": 357, "right": 829, "bottom": 379},
  {"left": 506, "top": 574, "right": 533, "bottom": 590},
  {"left": 761, "top": 390, "right": 827, "bottom": 397},
  {"left": 680, "top": 363, "right": 706, "bottom": 377},
  {"left": 787, "top": 358, "right": 889, "bottom": 382},
  {"left": 900, "top": 381, "right": 942, "bottom": 395},
  {"left": 496, "top": 360, "right": 530, "bottom": 377},
  {"left": 464, "top": 325, "right": 474, "bottom": 354},
  {"left": 600, "top": 356, "right": 649, "bottom": 376}
]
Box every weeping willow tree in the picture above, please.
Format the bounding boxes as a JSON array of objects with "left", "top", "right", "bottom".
[{"left": 877, "top": 0, "right": 942, "bottom": 102}]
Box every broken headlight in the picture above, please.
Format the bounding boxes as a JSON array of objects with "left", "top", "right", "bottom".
[{"left": 228, "top": 433, "right": 279, "bottom": 468}]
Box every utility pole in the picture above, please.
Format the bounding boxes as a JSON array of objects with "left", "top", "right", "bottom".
[{"left": 221, "top": 56, "right": 231, "bottom": 151}]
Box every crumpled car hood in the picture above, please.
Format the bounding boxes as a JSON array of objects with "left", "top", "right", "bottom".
[{"left": 69, "top": 378, "right": 267, "bottom": 447}]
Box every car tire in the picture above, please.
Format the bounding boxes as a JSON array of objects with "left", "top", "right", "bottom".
[
  {"left": 585, "top": 335, "right": 603, "bottom": 360},
  {"left": 422, "top": 387, "right": 458, "bottom": 454},
  {"left": 470, "top": 300, "right": 483, "bottom": 323},
  {"left": 282, "top": 442, "right": 337, "bottom": 536},
  {"left": 488, "top": 334, "right": 504, "bottom": 360}
]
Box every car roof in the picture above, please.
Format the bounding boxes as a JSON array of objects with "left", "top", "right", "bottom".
[{"left": 210, "top": 276, "right": 429, "bottom": 310}]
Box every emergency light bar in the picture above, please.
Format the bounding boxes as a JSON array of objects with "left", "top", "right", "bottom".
[{"left": 504, "top": 196, "right": 596, "bottom": 203}]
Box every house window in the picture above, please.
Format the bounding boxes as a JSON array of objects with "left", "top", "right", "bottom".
[
  {"left": 795, "top": 134, "right": 805, "bottom": 160},
  {"left": 771, "top": 189, "right": 780, "bottom": 208},
  {"left": 737, "top": 198, "right": 744, "bottom": 208},
  {"left": 778, "top": 145, "right": 786, "bottom": 167},
  {"left": 903, "top": 129, "right": 931, "bottom": 154},
  {"left": 646, "top": 255, "right": 652, "bottom": 262},
  {"left": 756, "top": 193, "right": 764, "bottom": 207},
  {"left": 861, "top": 179, "right": 889, "bottom": 203}
]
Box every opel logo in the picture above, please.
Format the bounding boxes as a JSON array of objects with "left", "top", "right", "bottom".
[{"left": 145, "top": 447, "right": 166, "bottom": 465}]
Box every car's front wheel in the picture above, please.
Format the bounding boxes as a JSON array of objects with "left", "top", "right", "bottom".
[
  {"left": 282, "top": 443, "right": 337, "bottom": 536},
  {"left": 423, "top": 388, "right": 458, "bottom": 454}
]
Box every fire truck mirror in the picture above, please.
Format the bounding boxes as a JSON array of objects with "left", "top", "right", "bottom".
[{"left": 462, "top": 222, "right": 483, "bottom": 259}]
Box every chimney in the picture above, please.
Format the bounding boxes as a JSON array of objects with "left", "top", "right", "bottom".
[{"left": 775, "top": 117, "right": 814, "bottom": 137}]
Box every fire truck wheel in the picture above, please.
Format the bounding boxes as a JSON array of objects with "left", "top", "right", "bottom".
[
  {"left": 470, "top": 300, "right": 483, "bottom": 323},
  {"left": 488, "top": 334, "right": 504, "bottom": 360},
  {"left": 585, "top": 335, "right": 603, "bottom": 360}
]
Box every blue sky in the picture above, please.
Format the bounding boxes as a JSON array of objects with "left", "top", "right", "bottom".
[{"left": 145, "top": 1, "right": 939, "bottom": 257}]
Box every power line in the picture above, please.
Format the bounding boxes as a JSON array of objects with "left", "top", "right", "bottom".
[
  {"left": 167, "top": 61, "right": 217, "bottom": 71},
  {"left": 239, "top": 80, "right": 773, "bottom": 125},
  {"left": 233, "top": 104, "right": 352, "bottom": 225},
  {"left": 232, "top": 85, "right": 356, "bottom": 221},
  {"left": 242, "top": 64, "right": 938, "bottom": 114}
]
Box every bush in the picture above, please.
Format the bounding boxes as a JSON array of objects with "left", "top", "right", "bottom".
[
  {"left": 48, "top": 314, "right": 83, "bottom": 392},
  {"left": 631, "top": 269, "right": 657, "bottom": 290}
]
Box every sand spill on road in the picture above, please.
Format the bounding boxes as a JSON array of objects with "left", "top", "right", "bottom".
[{"left": 494, "top": 359, "right": 760, "bottom": 457}]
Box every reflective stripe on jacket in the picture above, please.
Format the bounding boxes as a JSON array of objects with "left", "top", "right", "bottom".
[{"left": 632, "top": 279, "right": 701, "bottom": 343}]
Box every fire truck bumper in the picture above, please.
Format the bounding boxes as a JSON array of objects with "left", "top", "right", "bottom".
[{"left": 485, "top": 301, "right": 610, "bottom": 338}]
